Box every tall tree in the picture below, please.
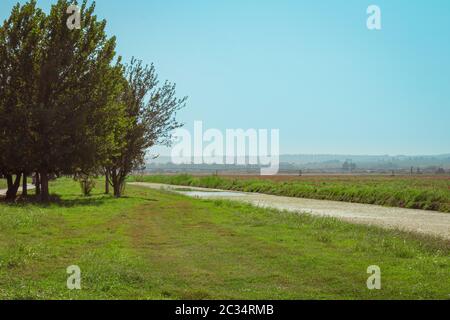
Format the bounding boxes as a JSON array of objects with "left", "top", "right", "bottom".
[
  {"left": 0, "top": 1, "right": 45, "bottom": 200},
  {"left": 0, "top": 1, "right": 185, "bottom": 201},
  {"left": 107, "top": 59, "right": 186, "bottom": 197},
  {"left": 31, "top": 0, "right": 123, "bottom": 201}
]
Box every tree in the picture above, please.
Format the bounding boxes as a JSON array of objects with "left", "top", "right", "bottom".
[
  {"left": 30, "top": 0, "right": 123, "bottom": 201},
  {"left": 0, "top": 1, "right": 45, "bottom": 200},
  {"left": 0, "top": 0, "right": 126, "bottom": 201},
  {"left": 0, "top": 1, "right": 185, "bottom": 201},
  {"left": 106, "top": 59, "right": 187, "bottom": 197}
]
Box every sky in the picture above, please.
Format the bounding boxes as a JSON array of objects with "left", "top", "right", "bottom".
[{"left": 1, "top": 0, "right": 449, "bottom": 156}]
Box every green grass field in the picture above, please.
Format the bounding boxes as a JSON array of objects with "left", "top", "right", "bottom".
[
  {"left": 132, "top": 174, "right": 450, "bottom": 213},
  {"left": 0, "top": 178, "right": 449, "bottom": 299}
]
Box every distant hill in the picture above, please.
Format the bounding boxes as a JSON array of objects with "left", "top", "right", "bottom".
[
  {"left": 145, "top": 153, "right": 450, "bottom": 173},
  {"left": 279, "top": 154, "right": 450, "bottom": 168}
]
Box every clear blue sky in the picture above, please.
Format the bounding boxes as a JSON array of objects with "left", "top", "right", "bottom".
[{"left": 1, "top": 0, "right": 449, "bottom": 155}]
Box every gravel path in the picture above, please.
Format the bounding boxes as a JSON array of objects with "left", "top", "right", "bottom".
[{"left": 130, "top": 182, "right": 450, "bottom": 240}]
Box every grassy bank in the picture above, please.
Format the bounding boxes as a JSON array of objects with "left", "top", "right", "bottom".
[
  {"left": 132, "top": 175, "right": 450, "bottom": 213},
  {"left": 0, "top": 178, "right": 449, "bottom": 299}
]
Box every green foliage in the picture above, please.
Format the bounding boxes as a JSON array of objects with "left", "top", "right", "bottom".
[
  {"left": 106, "top": 58, "right": 186, "bottom": 197},
  {"left": 0, "top": 0, "right": 122, "bottom": 200},
  {"left": 32, "top": 0, "right": 122, "bottom": 174},
  {"left": 0, "top": 0, "right": 45, "bottom": 175},
  {"left": 74, "top": 173, "right": 97, "bottom": 196},
  {"left": 0, "top": 1, "right": 184, "bottom": 201}
]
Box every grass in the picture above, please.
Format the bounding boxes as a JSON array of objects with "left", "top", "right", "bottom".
[
  {"left": 0, "top": 179, "right": 450, "bottom": 299},
  {"left": 131, "top": 174, "right": 450, "bottom": 213},
  {"left": 0, "top": 178, "right": 449, "bottom": 299}
]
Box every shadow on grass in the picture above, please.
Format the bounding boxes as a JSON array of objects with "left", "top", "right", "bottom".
[{"left": 0, "top": 194, "right": 158, "bottom": 208}]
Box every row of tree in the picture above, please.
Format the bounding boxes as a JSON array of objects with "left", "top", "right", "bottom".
[{"left": 0, "top": 0, "right": 186, "bottom": 201}]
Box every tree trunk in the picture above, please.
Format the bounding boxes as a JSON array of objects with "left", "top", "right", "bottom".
[
  {"left": 111, "top": 171, "right": 124, "bottom": 198},
  {"left": 105, "top": 170, "right": 110, "bottom": 194},
  {"left": 40, "top": 170, "right": 49, "bottom": 202},
  {"left": 22, "top": 173, "right": 28, "bottom": 196},
  {"left": 113, "top": 182, "right": 122, "bottom": 198},
  {"left": 35, "top": 172, "right": 41, "bottom": 196},
  {"left": 6, "top": 173, "right": 22, "bottom": 201},
  {"left": 6, "top": 174, "right": 13, "bottom": 190}
]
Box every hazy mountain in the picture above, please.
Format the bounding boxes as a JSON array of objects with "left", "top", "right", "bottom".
[{"left": 146, "top": 154, "right": 450, "bottom": 171}]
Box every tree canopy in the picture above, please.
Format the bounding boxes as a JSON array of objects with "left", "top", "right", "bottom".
[{"left": 0, "top": 0, "right": 185, "bottom": 201}]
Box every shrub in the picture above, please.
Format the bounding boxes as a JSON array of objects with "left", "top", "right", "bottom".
[{"left": 74, "top": 173, "right": 97, "bottom": 196}]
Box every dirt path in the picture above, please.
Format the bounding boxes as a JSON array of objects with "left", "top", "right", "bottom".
[
  {"left": 129, "top": 182, "right": 450, "bottom": 240},
  {"left": 0, "top": 184, "right": 36, "bottom": 196}
]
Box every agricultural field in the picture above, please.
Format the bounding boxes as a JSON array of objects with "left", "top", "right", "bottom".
[
  {"left": 132, "top": 174, "right": 450, "bottom": 213},
  {"left": 0, "top": 178, "right": 449, "bottom": 299}
]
